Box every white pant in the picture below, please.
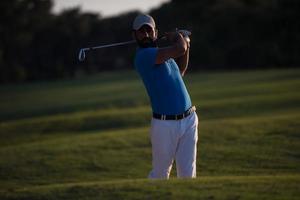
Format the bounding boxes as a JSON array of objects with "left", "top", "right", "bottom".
[{"left": 148, "top": 111, "right": 198, "bottom": 179}]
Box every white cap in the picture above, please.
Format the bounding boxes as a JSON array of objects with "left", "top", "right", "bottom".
[{"left": 132, "top": 14, "right": 156, "bottom": 30}]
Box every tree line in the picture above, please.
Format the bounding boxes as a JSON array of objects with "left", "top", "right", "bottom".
[{"left": 0, "top": 0, "right": 299, "bottom": 83}]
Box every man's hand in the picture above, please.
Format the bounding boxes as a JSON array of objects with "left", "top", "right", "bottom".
[
  {"left": 177, "top": 30, "right": 191, "bottom": 37},
  {"left": 177, "top": 30, "right": 191, "bottom": 48},
  {"left": 164, "top": 31, "right": 183, "bottom": 43}
]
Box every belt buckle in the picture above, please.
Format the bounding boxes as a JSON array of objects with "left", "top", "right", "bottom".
[{"left": 192, "top": 106, "right": 196, "bottom": 112}]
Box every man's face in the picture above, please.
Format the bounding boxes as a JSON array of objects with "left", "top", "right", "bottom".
[{"left": 134, "top": 25, "right": 157, "bottom": 48}]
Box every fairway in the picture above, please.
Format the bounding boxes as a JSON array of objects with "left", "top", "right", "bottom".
[{"left": 0, "top": 69, "right": 300, "bottom": 199}]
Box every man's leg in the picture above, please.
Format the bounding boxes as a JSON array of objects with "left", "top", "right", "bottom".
[
  {"left": 148, "top": 118, "right": 178, "bottom": 179},
  {"left": 176, "top": 112, "right": 198, "bottom": 178}
]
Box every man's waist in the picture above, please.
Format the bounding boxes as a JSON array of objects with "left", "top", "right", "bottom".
[{"left": 152, "top": 106, "right": 196, "bottom": 120}]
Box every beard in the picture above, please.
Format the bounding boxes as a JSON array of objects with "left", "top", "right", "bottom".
[{"left": 137, "top": 37, "right": 158, "bottom": 48}]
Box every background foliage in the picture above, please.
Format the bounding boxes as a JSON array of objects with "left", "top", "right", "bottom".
[{"left": 0, "top": 0, "right": 299, "bottom": 83}]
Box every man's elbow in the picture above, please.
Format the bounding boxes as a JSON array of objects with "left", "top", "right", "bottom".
[{"left": 176, "top": 43, "right": 187, "bottom": 56}]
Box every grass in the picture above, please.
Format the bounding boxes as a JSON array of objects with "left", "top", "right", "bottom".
[
  {"left": 0, "top": 68, "right": 299, "bottom": 199},
  {"left": 3, "top": 175, "right": 300, "bottom": 200}
]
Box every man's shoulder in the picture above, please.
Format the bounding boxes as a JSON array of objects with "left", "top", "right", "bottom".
[
  {"left": 136, "top": 47, "right": 157, "bottom": 57},
  {"left": 135, "top": 47, "right": 158, "bottom": 70}
]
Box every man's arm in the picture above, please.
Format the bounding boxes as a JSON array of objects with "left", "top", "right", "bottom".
[
  {"left": 175, "top": 44, "right": 190, "bottom": 76},
  {"left": 155, "top": 32, "right": 187, "bottom": 65},
  {"left": 175, "top": 33, "right": 190, "bottom": 76}
]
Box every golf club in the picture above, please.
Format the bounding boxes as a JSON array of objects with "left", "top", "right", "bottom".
[{"left": 78, "top": 30, "right": 191, "bottom": 61}]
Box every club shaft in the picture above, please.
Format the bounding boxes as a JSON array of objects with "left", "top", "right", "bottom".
[{"left": 85, "top": 40, "right": 136, "bottom": 51}]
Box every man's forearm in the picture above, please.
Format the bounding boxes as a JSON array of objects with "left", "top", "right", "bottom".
[{"left": 175, "top": 42, "right": 190, "bottom": 76}]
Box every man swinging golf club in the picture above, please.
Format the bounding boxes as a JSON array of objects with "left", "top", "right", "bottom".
[{"left": 133, "top": 14, "right": 199, "bottom": 179}]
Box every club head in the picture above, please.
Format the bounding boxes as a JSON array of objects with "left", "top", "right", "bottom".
[{"left": 78, "top": 49, "right": 86, "bottom": 61}]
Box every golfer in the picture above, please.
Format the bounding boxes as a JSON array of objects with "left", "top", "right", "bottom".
[{"left": 133, "top": 14, "right": 199, "bottom": 179}]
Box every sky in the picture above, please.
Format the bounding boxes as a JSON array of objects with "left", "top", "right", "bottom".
[{"left": 52, "top": 0, "right": 171, "bottom": 18}]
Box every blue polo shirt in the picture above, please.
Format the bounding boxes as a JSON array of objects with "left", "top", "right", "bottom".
[{"left": 134, "top": 47, "right": 192, "bottom": 115}]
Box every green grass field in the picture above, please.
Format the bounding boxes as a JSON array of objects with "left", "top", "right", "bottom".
[{"left": 0, "top": 69, "right": 299, "bottom": 199}]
